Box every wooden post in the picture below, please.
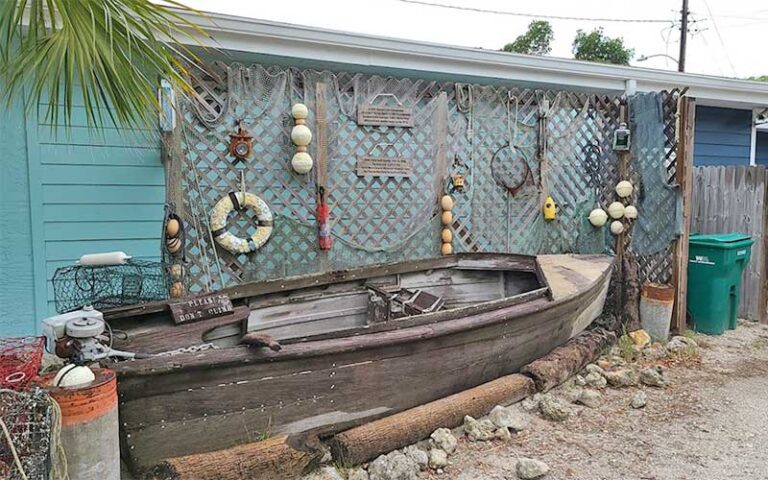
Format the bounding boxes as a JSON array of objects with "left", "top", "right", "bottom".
[
  {"left": 760, "top": 171, "right": 768, "bottom": 324},
  {"left": 671, "top": 96, "right": 696, "bottom": 333}
]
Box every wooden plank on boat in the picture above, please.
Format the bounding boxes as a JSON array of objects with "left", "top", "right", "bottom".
[
  {"left": 330, "top": 374, "right": 535, "bottom": 465},
  {"left": 146, "top": 434, "right": 324, "bottom": 480},
  {"left": 538, "top": 254, "right": 614, "bottom": 301},
  {"left": 169, "top": 293, "right": 234, "bottom": 325}
]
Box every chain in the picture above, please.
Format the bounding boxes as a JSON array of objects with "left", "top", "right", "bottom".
[{"left": 156, "top": 343, "right": 219, "bottom": 357}]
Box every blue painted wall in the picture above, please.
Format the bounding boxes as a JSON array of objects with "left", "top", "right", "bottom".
[
  {"left": 756, "top": 131, "right": 768, "bottom": 166},
  {"left": 694, "top": 106, "right": 752, "bottom": 166},
  {"left": 0, "top": 97, "right": 37, "bottom": 336},
  {"left": 0, "top": 98, "right": 164, "bottom": 336}
]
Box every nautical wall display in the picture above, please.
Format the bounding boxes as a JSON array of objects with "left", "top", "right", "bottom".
[
  {"left": 357, "top": 93, "right": 414, "bottom": 127},
  {"left": 291, "top": 103, "right": 313, "bottom": 174},
  {"left": 440, "top": 194, "right": 454, "bottom": 255},
  {"left": 228, "top": 121, "right": 253, "bottom": 162}
]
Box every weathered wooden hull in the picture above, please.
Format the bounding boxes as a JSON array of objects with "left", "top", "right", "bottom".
[{"left": 112, "top": 254, "right": 612, "bottom": 471}]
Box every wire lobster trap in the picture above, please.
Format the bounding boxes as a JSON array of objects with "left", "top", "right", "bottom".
[
  {"left": 52, "top": 260, "right": 170, "bottom": 313},
  {"left": 0, "top": 388, "right": 54, "bottom": 480}
]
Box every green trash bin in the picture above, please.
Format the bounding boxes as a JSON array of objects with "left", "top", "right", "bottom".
[{"left": 687, "top": 233, "right": 753, "bottom": 335}]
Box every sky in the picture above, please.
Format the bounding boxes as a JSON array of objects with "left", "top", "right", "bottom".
[{"left": 181, "top": 0, "right": 766, "bottom": 79}]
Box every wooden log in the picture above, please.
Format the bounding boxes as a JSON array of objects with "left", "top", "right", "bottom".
[
  {"left": 520, "top": 328, "right": 616, "bottom": 392},
  {"left": 145, "top": 434, "right": 324, "bottom": 480},
  {"left": 330, "top": 373, "right": 534, "bottom": 466},
  {"left": 622, "top": 251, "right": 641, "bottom": 332}
]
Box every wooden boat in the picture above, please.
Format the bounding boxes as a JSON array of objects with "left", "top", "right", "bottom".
[{"left": 107, "top": 253, "right": 612, "bottom": 470}]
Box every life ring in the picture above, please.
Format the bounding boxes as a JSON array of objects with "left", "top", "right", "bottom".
[{"left": 210, "top": 192, "right": 273, "bottom": 254}]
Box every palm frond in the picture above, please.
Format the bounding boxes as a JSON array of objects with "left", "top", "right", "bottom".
[{"left": 0, "top": 0, "right": 208, "bottom": 129}]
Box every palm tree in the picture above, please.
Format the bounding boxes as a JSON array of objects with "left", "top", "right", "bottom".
[{"left": 0, "top": 0, "right": 205, "bottom": 129}]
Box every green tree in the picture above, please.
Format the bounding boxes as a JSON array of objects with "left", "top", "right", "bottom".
[
  {"left": 747, "top": 76, "right": 768, "bottom": 82},
  {"left": 572, "top": 28, "right": 634, "bottom": 65},
  {"left": 503, "top": 20, "right": 554, "bottom": 56},
  {"left": 0, "top": 0, "right": 205, "bottom": 129}
]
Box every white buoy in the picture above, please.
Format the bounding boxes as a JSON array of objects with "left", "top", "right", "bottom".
[
  {"left": 624, "top": 205, "right": 638, "bottom": 219},
  {"left": 588, "top": 208, "right": 608, "bottom": 227},
  {"left": 78, "top": 252, "right": 131, "bottom": 266},
  {"left": 53, "top": 365, "right": 96, "bottom": 388},
  {"left": 610, "top": 220, "right": 625, "bottom": 235}
]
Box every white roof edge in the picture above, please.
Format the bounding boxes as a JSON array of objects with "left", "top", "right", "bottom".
[{"left": 179, "top": 9, "right": 768, "bottom": 109}]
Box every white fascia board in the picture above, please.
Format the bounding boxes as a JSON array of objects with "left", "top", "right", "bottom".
[{"left": 179, "top": 10, "right": 768, "bottom": 108}]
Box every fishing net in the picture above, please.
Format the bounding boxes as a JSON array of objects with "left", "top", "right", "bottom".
[{"left": 0, "top": 337, "right": 44, "bottom": 391}]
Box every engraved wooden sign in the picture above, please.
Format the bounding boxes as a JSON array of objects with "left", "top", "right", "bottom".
[
  {"left": 357, "top": 105, "right": 414, "bottom": 127},
  {"left": 357, "top": 156, "right": 413, "bottom": 177},
  {"left": 170, "top": 293, "right": 234, "bottom": 325}
]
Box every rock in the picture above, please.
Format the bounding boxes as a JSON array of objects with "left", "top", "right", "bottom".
[
  {"left": 584, "top": 371, "right": 607, "bottom": 389},
  {"left": 640, "top": 367, "right": 666, "bottom": 387},
  {"left": 561, "top": 384, "right": 583, "bottom": 404},
  {"left": 538, "top": 395, "right": 571, "bottom": 422},
  {"left": 574, "top": 374, "right": 587, "bottom": 386},
  {"left": 604, "top": 368, "right": 638, "bottom": 388},
  {"left": 643, "top": 343, "right": 668, "bottom": 360},
  {"left": 488, "top": 405, "right": 529, "bottom": 431},
  {"left": 368, "top": 451, "right": 420, "bottom": 480},
  {"left": 629, "top": 329, "right": 651, "bottom": 348},
  {"left": 303, "top": 466, "right": 344, "bottom": 480},
  {"left": 521, "top": 394, "right": 542, "bottom": 412},
  {"left": 494, "top": 427, "right": 512, "bottom": 441},
  {"left": 516, "top": 458, "right": 550, "bottom": 479},
  {"left": 585, "top": 363, "right": 605, "bottom": 376},
  {"left": 430, "top": 428, "right": 458, "bottom": 454},
  {"left": 463, "top": 415, "right": 496, "bottom": 441},
  {"left": 577, "top": 389, "right": 602, "bottom": 408},
  {"left": 667, "top": 335, "right": 698, "bottom": 353},
  {"left": 402, "top": 445, "right": 428, "bottom": 471},
  {"left": 348, "top": 468, "right": 370, "bottom": 480},
  {"left": 631, "top": 390, "right": 647, "bottom": 409},
  {"left": 428, "top": 448, "right": 448, "bottom": 469}
]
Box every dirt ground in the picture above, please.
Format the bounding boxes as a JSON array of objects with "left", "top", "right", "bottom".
[{"left": 430, "top": 321, "right": 768, "bottom": 480}]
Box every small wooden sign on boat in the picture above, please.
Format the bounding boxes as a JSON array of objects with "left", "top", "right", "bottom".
[{"left": 169, "top": 293, "right": 234, "bottom": 325}]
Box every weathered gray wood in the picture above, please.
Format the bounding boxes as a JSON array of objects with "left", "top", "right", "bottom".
[{"left": 691, "top": 165, "right": 767, "bottom": 321}]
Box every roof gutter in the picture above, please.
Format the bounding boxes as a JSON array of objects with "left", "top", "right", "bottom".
[{"left": 176, "top": 9, "right": 768, "bottom": 109}]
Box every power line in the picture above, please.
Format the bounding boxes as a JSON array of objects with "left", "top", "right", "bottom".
[
  {"left": 394, "top": 0, "right": 672, "bottom": 23},
  {"left": 701, "top": 0, "right": 737, "bottom": 77}
]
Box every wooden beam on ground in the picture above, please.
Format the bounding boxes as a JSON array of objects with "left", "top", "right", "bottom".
[
  {"left": 672, "top": 96, "right": 696, "bottom": 333},
  {"left": 330, "top": 373, "right": 535, "bottom": 466},
  {"left": 520, "top": 328, "right": 617, "bottom": 392},
  {"left": 145, "top": 434, "right": 324, "bottom": 480}
]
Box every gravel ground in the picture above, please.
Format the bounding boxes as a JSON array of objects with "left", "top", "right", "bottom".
[{"left": 429, "top": 321, "right": 768, "bottom": 480}]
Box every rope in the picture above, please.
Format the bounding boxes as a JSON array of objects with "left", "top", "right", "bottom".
[
  {"left": 48, "top": 398, "right": 69, "bottom": 480},
  {"left": 0, "top": 414, "right": 28, "bottom": 480}
]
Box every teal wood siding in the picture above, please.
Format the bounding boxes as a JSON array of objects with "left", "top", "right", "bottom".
[
  {"left": 27, "top": 110, "right": 165, "bottom": 318},
  {"left": 756, "top": 131, "right": 768, "bottom": 166},
  {"left": 0, "top": 97, "right": 37, "bottom": 336},
  {"left": 694, "top": 106, "right": 752, "bottom": 166}
]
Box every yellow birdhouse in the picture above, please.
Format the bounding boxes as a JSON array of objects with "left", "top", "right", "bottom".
[{"left": 543, "top": 196, "right": 557, "bottom": 221}]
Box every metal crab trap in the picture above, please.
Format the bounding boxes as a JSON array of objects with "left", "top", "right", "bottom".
[
  {"left": 0, "top": 387, "right": 55, "bottom": 480},
  {"left": 52, "top": 260, "right": 170, "bottom": 313}
]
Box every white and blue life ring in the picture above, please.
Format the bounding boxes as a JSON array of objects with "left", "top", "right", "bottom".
[{"left": 210, "top": 192, "right": 273, "bottom": 254}]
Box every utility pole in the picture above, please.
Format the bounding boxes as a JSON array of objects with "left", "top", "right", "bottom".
[{"left": 678, "top": 0, "right": 689, "bottom": 72}]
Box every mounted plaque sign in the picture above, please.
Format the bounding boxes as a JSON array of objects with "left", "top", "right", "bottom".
[
  {"left": 357, "top": 156, "right": 413, "bottom": 177},
  {"left": 357, "top": 105, "right": 414, "bottom": 127},
  {"left": 170, "top": 293, "right": 234, "bottom": 325}
]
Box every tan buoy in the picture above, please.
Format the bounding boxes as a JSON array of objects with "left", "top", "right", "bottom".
[
  {"left": 166, "top": 237, "right": 182, "bottom": 254},
  {"left": 441, "top": 211, "right": 453, "bottom": 225},
  {"left": 170, "top": 281, "right": 185, "bottom": 298},
  {"left": 439, "top": 194, "right": 454, "bottom": 255},
  {"left": 165, "top": 218, "right": 180, "bottom": 238},
  {"left": 440, "top": 195, "right": 454, "bottom": 211},
  {"left": 441, "top": 228, "right": 453, "bottom": 243},
  {"left": 45, "top": 368, "right": 120, "bottom": 480},
  {"left": 441, "top": 243, "right": 453, "bottom": 255}
]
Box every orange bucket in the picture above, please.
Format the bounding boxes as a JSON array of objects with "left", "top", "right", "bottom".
[{"left": 45, "top": 368, "right": 117, "bottom": 426}]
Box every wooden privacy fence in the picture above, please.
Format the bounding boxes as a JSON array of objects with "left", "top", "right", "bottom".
[{"left": 691, "top": 166, "right": 768, "bottom": 323}]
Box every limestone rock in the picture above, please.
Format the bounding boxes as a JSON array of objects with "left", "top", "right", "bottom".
[
  {"left": 539, "top": 395, "right": 571, "bottom": 422},
  {"left": 574, "top": 374, "right": 587, "bottom": 387},
  {"left": 604, "top": 368, "right": 638, "bottom": 388},
  {"left": 629, "top": 329, "right": 651, "bottom": 348},
  {"left": 402, "top": 445, "right": 428, "bottom": 471},
  {"left": 561, "top": 385, "right": 583, "bottom": 404},
  {"left": 348, "top": 468, "right": 369, "bottom": 480},
  {"left": 631, "top": 390, "right": 647, "bottom": 409},
  {"left": 639, "top": 367, "right": 666, "bottom": 387},
  {"left": 643, "top": 343, "right": 668, "bottom": 360},
  {"left": 585, "top": 363, "right": 605, "bottom": 376},
  {"left": 521, "top": 394, "right": 542, "bottom": 412},
  {"left": 577, "top": 389, "right": 602, "bottom": 409},
  {"left": 516, "top": 458, "right": 550, "bottom": 479},
  {"left": 584, "top": 371, "right": 607, "bottom": 389},
  {"left": 667, "top": 335, "right": 698, "bottom": 353},
  {"left": 428, "top": 448, "right": 448, "bottom": 469},
  {"left": 494, "top": 427, "right": 512, "bottom": 441},
  {"left": 368, "top": 451, "right": 420, "bottom": 480},
  {"left": 463, "top": 415, "right": 496, "bottom": 441},
  {"left": 488, "top": 405, "right": 529, "bottom": 431},
  {"left": 430, "top": 428, "right": 458, "bottom": 455},
  {"left": 303, "top": 466, "right": 344, "bottom": 480}
]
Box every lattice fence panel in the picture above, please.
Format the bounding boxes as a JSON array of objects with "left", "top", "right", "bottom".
[{"left": 173, "top": 61, "right": 681, "bottom": 294}]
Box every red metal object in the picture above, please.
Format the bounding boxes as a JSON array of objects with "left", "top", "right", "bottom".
[
  {"left": 317, "top": 187, "right": 332, "bottom": 250},
  {"left": 0, "top": 336, "right": 44, "bottom": 390}
]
